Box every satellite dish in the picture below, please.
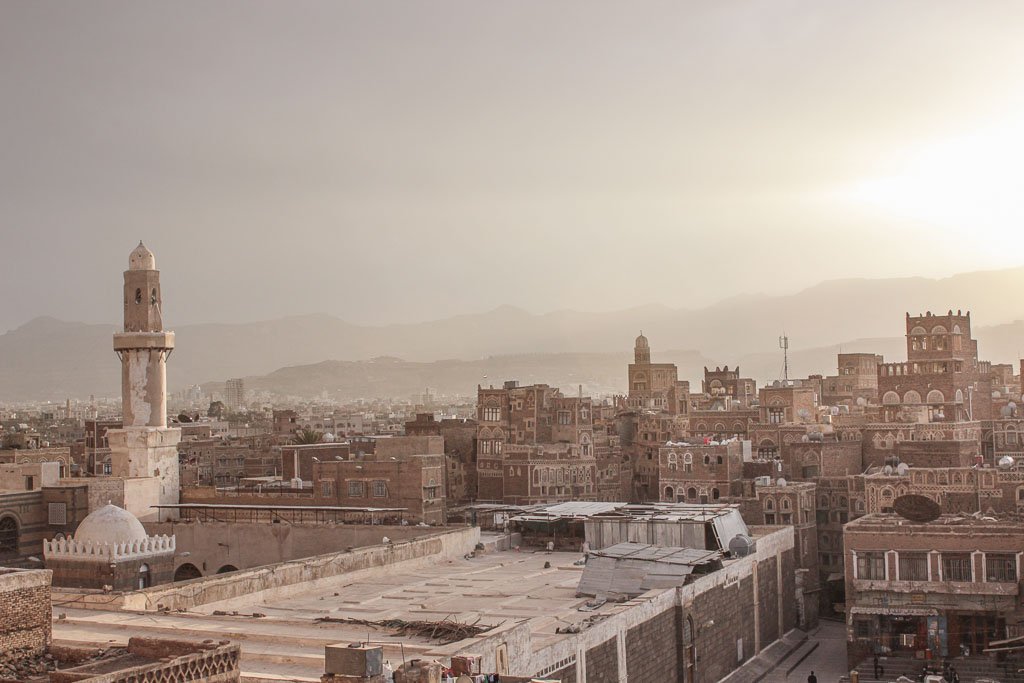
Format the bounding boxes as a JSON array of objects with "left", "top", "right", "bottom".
[
  {"left": 882, "top": 465, "right": 893, "bottom": 475},
  {"left": 798, "top": 409, "right": 811, "bottom": 419},
  {"left": 728, "top": 534, "right": 756, "bottom": 558},
  {"left": 999, "top": 456, "right": 1015, "bottom": 468},
  {"left": 776, "top": 478, "right": 787, "bottom": 486},
  {"left": 896, "top": 463, "right": 910, "bottom": 476},
  {"left": 893, "top": 494, "right": 941, "bottom": 523},
  {"left": 856, "top": 397, "right": 867, "bottom": 407},
  {"left": 830, "top": 407, "right": 840, "bottom": 416}
]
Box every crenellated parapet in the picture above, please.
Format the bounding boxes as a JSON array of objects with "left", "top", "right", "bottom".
[{"left": 44, "top": 534, "right": 175, "bottom": 562}]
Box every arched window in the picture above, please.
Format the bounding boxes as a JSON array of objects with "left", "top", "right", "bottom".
[
  {"left": 134, "top": 288, "right": 142, "bottom": 304},
  {"left": 882, "top": 391, "right": 901, "bottom": 405},
  {"left": 703, "top": 455, "right": 710, "bottom": 465},
  {"left": 764, "top": 498, "right": 775, "bottom": 511},
  {"left": 664, "top": 486, "right": 675, "bottom": 501},
  {"left": 781, "top": 497, "right": 791, "bottom": 511},
  {"left": 712, "top": 488, "right": 720, "bottom": 500},
  {"left": 0, "top": 517, "right": 17, "bottom": 555},
  {"left": 687, "top": 487, "right": 697, "bottom": 500},
  {"left": 926, "top": 390, "right": 944, "bottom": 404},
  {"left": 138, "top": 563, "right": 151, "bottom": 589},
  {"left": 150, "top": 288, "right": 158, "bottom": 305},
  {"left": 904, "top": 390, "right": 922, "bottom": 404}
]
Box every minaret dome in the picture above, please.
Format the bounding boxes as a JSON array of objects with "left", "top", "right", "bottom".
[{"left": 129, "top": 241, "right": 156, "bottom": 271}]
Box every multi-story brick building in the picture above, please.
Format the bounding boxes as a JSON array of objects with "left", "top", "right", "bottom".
[
  {"left": 844, "top": 513, "right": 1024, "bottom": 667},
  {"left": 403, "top": 413, "right": 477, "bottom": 504},
  {"left": 309, "top": 436, "right": 446, "bottom": 524},
  {"left": 478, "top": 442, "right": 597, "bottom": 505},
  {"left": 878, "top": 310, "right": 993, "bottom": 424},
  {"left": 701, "top": 366, "right": 757, "bottom": 410},
  {"left": 657, "top": 440, "right": 746, "bottom": 504},
  {"left": 626, "top": 334, "right": 688, "bottom": 414},
  {"left": 821, "top": 353, "right": 883, "bottom": 407}
]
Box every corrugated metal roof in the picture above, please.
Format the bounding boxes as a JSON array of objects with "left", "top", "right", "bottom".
[
  {"left": 594, "top": 542, "right": 721, "bottom": 565},
  {"left": 577, "top": 542, "right": 723, "bottom": 598}
]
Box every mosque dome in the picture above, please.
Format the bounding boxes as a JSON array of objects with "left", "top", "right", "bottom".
[
  {"left": 129, "top": 241, "right": 156, "bottom": 271},
  {"left": 74, "top": 504, "right": 149, "bottom": 545}
]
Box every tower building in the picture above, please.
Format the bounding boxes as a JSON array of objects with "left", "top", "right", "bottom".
[{"left": 106, "top": 242, "right": 181, "bottom": 520}]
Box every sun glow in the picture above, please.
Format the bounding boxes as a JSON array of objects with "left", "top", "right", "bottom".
[{"left": 839, "top": 125, "right": 1024, "bottom": 257}]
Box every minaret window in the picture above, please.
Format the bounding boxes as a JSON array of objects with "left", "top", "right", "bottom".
[
  {"left": 151, "top": 288, "right": 158, "bottom": 305},
  {"left": 135, "top": 288, "right": 142, "bottom": 304}
]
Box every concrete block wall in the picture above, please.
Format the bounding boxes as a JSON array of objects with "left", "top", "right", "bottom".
[{"left": 0, "top": 569, "right": 52, "bottom": 657}]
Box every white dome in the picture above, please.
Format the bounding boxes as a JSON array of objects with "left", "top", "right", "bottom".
[
  {"left": 74, "top": 504, "right": 148, "bottom": 545},
  {"left": 129, "top": 241, "right": 156, "bottom": 271}
]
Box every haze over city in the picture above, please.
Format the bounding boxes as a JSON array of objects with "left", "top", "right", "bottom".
[{"left": 3, "top": 1, "right": 1024, "bottom": 332}]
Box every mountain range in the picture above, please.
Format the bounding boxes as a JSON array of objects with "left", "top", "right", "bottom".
[{"left": 3, "top": 267, "right": 1024, "bottom": 401}]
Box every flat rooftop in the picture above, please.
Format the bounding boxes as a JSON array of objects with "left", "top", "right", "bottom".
[
  {"left": 54, "top": 545, "right": 607, "bottom": 679},
  {"left": 846, "top": 512, "right": 1024, "bottom": 534}
]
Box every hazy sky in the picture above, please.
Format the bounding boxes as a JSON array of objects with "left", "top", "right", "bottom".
[{"left": 2, "top": 1, "right": 1024, "bottom": 332}]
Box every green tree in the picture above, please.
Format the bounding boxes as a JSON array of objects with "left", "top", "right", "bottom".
[{"left": 292, "top": 428, "right": 324, "bottom": 445}]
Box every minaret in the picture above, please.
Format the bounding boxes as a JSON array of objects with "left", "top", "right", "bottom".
[
  {"left": 106, "top": 242, "right": 180, "bottom": 520},
  {"left": 634, "top": 332, "right": 651, "bottom": 364}
]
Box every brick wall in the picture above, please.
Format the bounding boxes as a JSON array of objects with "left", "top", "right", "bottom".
[
  {"left": 584, "top": 638, "right": 617, "bottom": 683},
  {"left": 758, "top": 555, "right": 780, "bottom": 646},
  {"left": 625, "top": 608, "right": 680, "bottom": 682},
  {"left": 0, "top": 569, "right": 51, "bottom": 657}
]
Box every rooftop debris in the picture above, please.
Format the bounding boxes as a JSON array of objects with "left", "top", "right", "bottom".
[{"left": 313, "top": 616, "right": 498, "bottom": 644}]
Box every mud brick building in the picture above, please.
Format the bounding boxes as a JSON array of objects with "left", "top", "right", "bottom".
[
  {"left": 784, "top": 440, "right": 864, "bottom": 480},
  {"left": 310, "top": 436, "right": 446, "bottom": 524},
  {"left": 861, "top": 421, "right": 984, "bottom": 468},
  {"left": 404, "top": 413, "right": 477, "bottom": 503},
  {"left": 821, "top": 353, "right": 883, "bottom": 407},
  {"left": 844, "top": 513, "right": 1024, "bottom": 668},
  {"left": 688, "top": 408, "right": 758, "bottom": 441},
  {"left": 281, "top": 442, "right": 352, "bottom": 481},
  {"left": 476, "top": 382, "right": 593, "bottom": 452},
  {"left": 626, "top": 333, "right": 689, "bottom": 414},
  {"left": 477, "top": 443, "right": 597, "bottom": 505},
  {"left": 878, "top": 311, "right": 993, "bottom": 424},
  {"left": 749, "top": 481, "right": 820, "bottom": 628},
  {"left": 862, "top": 463, "right": 1024, "bottom": 516},
  {"left": 701, "top": 365, "right": 757, "bottom": 410},
  {"left": 658, "top": 440, "right": 746, "bottom": 503}
]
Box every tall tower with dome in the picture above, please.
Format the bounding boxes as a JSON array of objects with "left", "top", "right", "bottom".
[{"left": 106, "top": 242, "right": 180, "bottom": 519}]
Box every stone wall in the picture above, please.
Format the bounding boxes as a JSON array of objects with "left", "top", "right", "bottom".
[
  {"left": 117, "top": 526, "right": 480, "bottom": 612},
  {"left": 146, "top": 521, "right": 435, "bottom": 577},
  {"left": 0, "top": 569, "right": 51, "bottom": 657},
  {"left": 522, "top": 526, "right": 797, "bottom": 683}
]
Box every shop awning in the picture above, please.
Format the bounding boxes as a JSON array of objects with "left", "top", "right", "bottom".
[{"left": 849, "top": 606, "right": 938, "bottom": 617}]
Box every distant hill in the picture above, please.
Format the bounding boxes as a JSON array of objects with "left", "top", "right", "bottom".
[
  {"left": 3, "top": 267, "right": 1024, "bottom": 400},
  {"left": 203, "top": 350, "right": 716, "bottom": 401}
]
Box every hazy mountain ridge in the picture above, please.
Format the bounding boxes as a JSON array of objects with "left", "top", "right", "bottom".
[{"left": 3, "top": 267, "right": 1024, "bottom": 400}]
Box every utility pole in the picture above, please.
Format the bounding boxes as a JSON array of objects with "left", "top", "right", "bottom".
[{"left": 779, "top": 334, "right": 790, "bottom": 382}]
